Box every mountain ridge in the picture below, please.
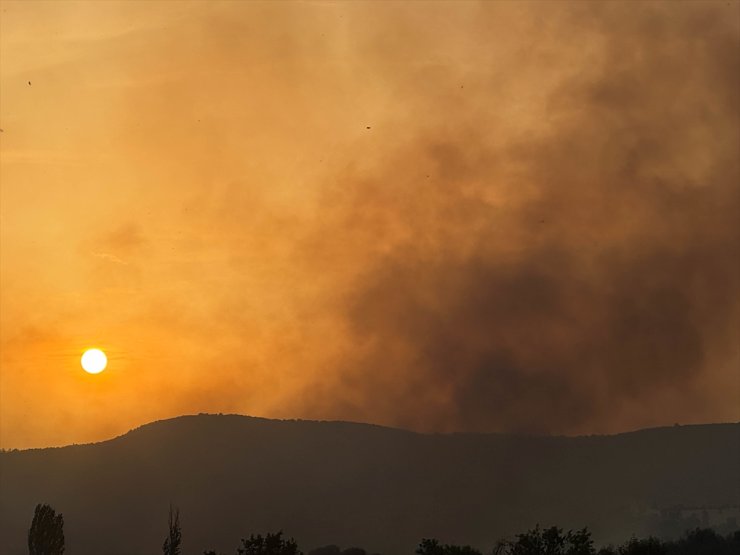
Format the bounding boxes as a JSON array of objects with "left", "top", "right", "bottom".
[
  {"left": 1, "top": 415, "right": 738, "bottom": 555},
  {"left": 7, "top": 413, "right": 739, "bottom": 453}
]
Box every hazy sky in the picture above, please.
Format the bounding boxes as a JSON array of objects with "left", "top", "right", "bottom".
[{"left": 1, "top": 0, "right": 738, "bottom": 449}]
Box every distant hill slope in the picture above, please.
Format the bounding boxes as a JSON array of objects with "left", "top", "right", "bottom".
[{"left": 1, "top": 415, "right": 738, "bottom": 555}]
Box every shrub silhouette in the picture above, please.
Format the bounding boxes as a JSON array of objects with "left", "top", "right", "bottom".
[
  {"left": 488, "top": 525, "right": 596, "bottom": 555},
  {"left": 671, "top": 527, "right": 729, "bottom": 555},
  {"left": 238, "top": 531, "right": 301, "bottom": 555},
  {"left": 163, "top": 505, "right": 182, "bottom": 555},
  {"left": 28, "top": 503, "right": 65, "bottom": 555},
  {"left": 599, "top": 536, "right": 665, "bottom": 555},
  {"left": 416, "top": 538, "right": 482, "bottom": 555}
]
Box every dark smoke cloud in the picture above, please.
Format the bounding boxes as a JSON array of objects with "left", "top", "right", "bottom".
[
  {"left": 3, "top": 1, "right": 737, "bottom": 447},
  {"left": 296, "top": 1, "right": 740, "bottom": 434}
]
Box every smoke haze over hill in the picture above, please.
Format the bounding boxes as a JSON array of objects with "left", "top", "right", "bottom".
[{"left": 1, "top": 1, "right": 738, "bottom": 448}]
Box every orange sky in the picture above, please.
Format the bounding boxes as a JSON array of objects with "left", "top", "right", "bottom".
[{"left": 1, "top": 0, "right": 738, "bottom": 449}]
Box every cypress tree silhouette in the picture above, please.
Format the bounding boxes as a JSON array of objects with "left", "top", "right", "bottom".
[
  {"left": 28, "top": 503, "right": 65, "bottom": 555},
  {"left": 162, "top": 505, "right": 182, "bottom": 555}
]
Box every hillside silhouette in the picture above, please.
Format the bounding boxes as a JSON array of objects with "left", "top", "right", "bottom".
[{"left": 0, "top": 415, "right": 738, "bottom": 555}]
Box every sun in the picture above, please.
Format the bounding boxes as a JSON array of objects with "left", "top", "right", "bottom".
[{"left": 81, "top": 348, "right": 107, "bottom": 374}]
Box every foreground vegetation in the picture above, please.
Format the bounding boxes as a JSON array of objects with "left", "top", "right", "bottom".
[{"left": 27, "top": 503, "right": 740, "bottom": 555}]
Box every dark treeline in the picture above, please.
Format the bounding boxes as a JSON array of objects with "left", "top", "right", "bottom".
[
  {"left": 26, "top": 503, "right": 740, "bottom": 555},
  {"left": 418, "top": 526, "right": 740, "bottom": 555}
]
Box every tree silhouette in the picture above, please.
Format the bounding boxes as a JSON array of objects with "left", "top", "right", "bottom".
[
  {"left": 238, "top": 531, "right": 301, "bottom": 555},
  {"left": 162, "top": 505, "right": 182, "bottom": 555},
  {"left": 491, "top": 526, "right": 596, "bottom": 555},
  {"left": 28, "top": 503, "right": 65, "bottom": 555},
  {"left": 416, "top": 539, "right": 446, "bottom": 555},
  {"left": 416, "top": 538, "right": 482, "bottom": 555},
  {"left": 611, "top": 536, "right": 665, "bottom": 555},
  {"left": 672, "top": 527, "right": 725, "bottom": 555},
  {"left": 564, "top": 528, "right": 594, "bottom": 555}
]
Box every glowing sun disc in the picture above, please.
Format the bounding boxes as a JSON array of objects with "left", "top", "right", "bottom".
[{"left": 81, "top": 348, "right": 107, "bottom": 374}]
